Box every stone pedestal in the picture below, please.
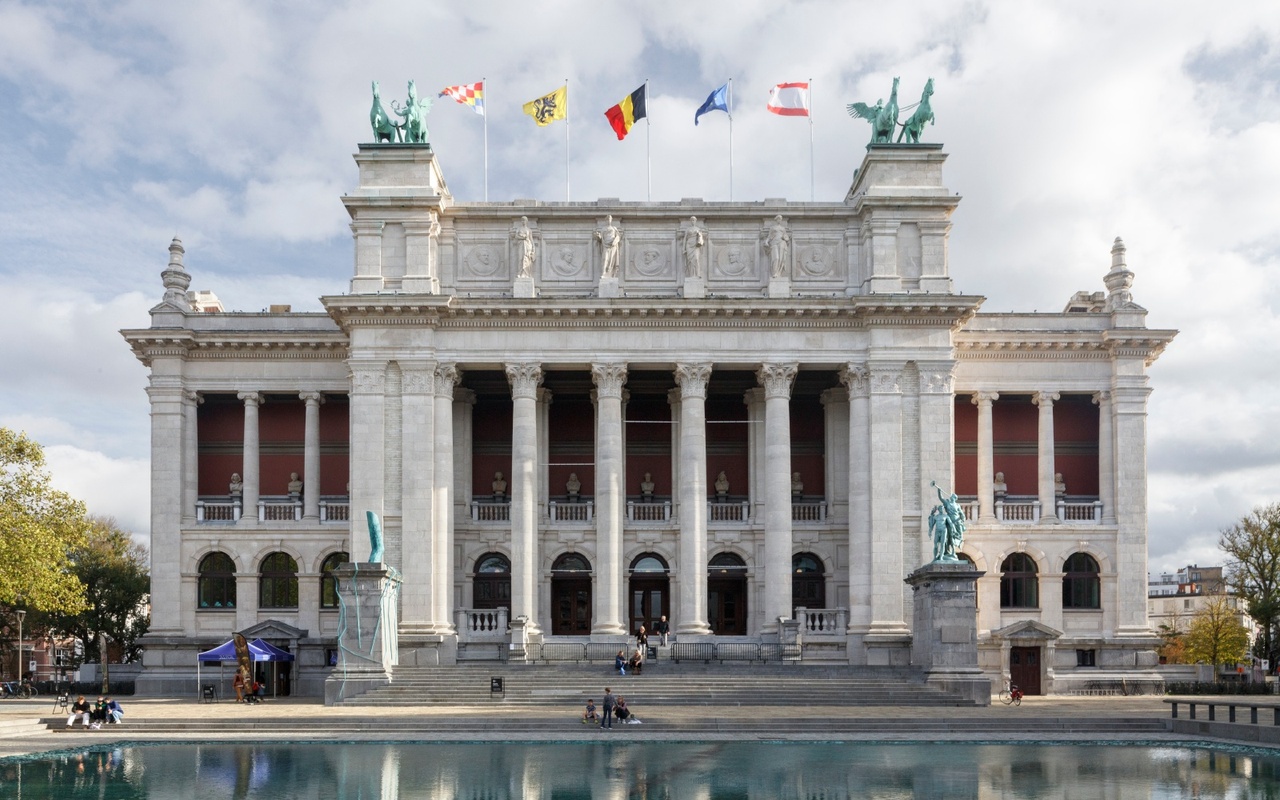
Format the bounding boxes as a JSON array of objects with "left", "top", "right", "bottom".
[
  {"left": 325, "top": 563, "right": 402, "bottom": 704},
  {"left": 513, "top": 276, "right": 537, "bottom": 298},
  {"left": 402, "top": 276, "right": 439, "bottom": 294},
  {"left": 598, "top": 277, "right": 620, "bottom": 298},
  {"left": 905, "top": 561, "right": 990, "bottom": 705},
  {"left": 683, "top": 277, "right": 706, "bottom": 299},
  {"left": 767, "top": 278, "right": 791, "bottom": 298}
]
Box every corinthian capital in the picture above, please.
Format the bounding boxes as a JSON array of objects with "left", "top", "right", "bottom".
[
  {"left": 839, "top": 363, "right": 869, "bottom": 399},
  {"left": 674, "top": 362, "right": 712, "bottom": 399},
  {"left": 505, "top": 363, "right": 543, "bottom": 399},
  {"left": 436, "top": 363, "right": 461, "bottom": 400},
  {"left": 349, "top": 364, "right": 386, "bottom": 394},
  {"left": 757, "top": 363, "right": 798, "bottom": 399},
  {"left": 591, "top": 363, "right": 628, "bottom": 398}
]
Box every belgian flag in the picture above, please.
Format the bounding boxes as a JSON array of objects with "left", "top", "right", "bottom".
[{"left": 605, "top": 84, "right": 647, "bottom": 140}]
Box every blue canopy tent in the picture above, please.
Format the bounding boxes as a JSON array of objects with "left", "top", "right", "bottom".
[{"left": 196, "top": 638, "right": 295, "bottom": 699}]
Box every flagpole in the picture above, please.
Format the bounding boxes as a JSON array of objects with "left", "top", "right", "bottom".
[
  {"left": 646, "top": 79, "right": 651, "bottom": 202},
  {"left": 565, "top": 78, "right": 571, "bottom": 202},
  {"left": 728, "top": 78, "right": 734, "bottom": 201},
  {"left": 483, "top": 77, "right": 489, "bottom": 202},
  {"left": 809, "top": 77, "right": 815, "bottom": 202}
]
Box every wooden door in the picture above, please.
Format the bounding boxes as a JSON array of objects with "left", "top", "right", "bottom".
[
  {"left": 1010, "top": 646, "right": 1042, "bottom": 695},
  {"left": 708, "top": 577, "right": 747, "bottom": 635},
  {"left": 629, "top": 578, "right": 669, "bottom": 636},
  {"left": 552, "top": 578, "right": 592, "bottom": 635}
]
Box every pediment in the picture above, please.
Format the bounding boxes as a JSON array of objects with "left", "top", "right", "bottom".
[
  {"left": 993, "top": 619, "right": 1062, "bottom": 640},
  {"left": 240, "top": 619, "right": 308, "bottom": 640}
]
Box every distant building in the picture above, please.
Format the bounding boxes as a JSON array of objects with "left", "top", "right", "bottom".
[{"left": 1148, "top": 564, "right": 1251, "bottom": 655}]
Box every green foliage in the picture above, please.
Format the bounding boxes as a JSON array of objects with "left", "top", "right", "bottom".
[
  {"left": 0, "top": 428, "right": 88, "bottom": 613},
  {"left": 1184, "top": 594, "right": 1251, "bottom": 666},
  {"left": 1157, "top": 622, "right": 1186, "bottom": 664},
  {"left": 1165, "top": 682, "right": 1272, "bottom": 695},
  {"left": 1220, "top": 503, "right": 1280, "bottom": 664}
]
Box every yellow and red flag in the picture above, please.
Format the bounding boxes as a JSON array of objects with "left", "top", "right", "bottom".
[{"left": 605, "top": 84, "right": 647, "bottom": 140}]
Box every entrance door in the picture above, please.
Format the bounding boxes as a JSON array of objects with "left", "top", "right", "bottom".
[
  {"left": 708, "top": 578, "right": 747, "bottom": 635},
  {"left": 630, "top": 578, "right": 668, "bottom": 636},
  {"left": 1010, "top": 646, "right": 1042, "bottom": 695},
  {"left": 552, "top": 579, "right": 592, "bottom": 635}
]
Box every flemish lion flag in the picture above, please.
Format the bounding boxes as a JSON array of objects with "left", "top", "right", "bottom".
[
  {"left": 605, "top": 84, "right": 646, "bottom": 140},
  {"left": 523, "top": 85, "right": 567, "bottom": 126}
]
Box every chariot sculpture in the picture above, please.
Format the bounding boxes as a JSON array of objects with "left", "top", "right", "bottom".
[{"left": 847, "top": 77, "right": 935, "bottom": 145}]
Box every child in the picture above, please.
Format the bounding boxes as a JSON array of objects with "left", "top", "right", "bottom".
[{"left": 582, "top": 698, "right": 599, "bottom": 724}]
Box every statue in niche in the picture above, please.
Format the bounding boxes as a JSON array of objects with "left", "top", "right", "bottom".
[
  {"left": 566, "top": 473, "right": 581, "bottom": 500},
  {"left": 683, "top": 216, "right": 705, "bottom": 278},
  {"left": 714, "top": 471, "right": 730, "bottom": 498},
  {"left": 640, "top": 472, "right": 655, "bottom": 499},
  {"left": 596, "top": 215, "right": 622, "bottom": 278},
  {"left": 514, "top": 216, "right": 536, "bottom": 278},
  {"left": 229, "top": 473, "right": 243, "bottom": 497},
  {"left": 791, "top": 471, "right": 803, "bottom": 498},
  {"left": 1054, "top": 472, "right": 1067, "bottom": 497},
  {"left": 993, "top": 471, "right": 1007, "bottom": 498},
  {"left": 764, "top": 215, "right": 791, "bottom": 278},
  {"left": 492, "top": 471, "right": 507, "bottom": 498},
  {"left": 287, "top": 472, "right": 303, "bottom": 497},
  {"left": 928, "top": 481, "right": 967, "bottom": 563}
]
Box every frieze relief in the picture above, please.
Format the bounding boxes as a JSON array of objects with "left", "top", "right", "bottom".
[
  {"left": 627, "top": 243, "right": 673, "bottom": 280},
  {"left": 460, "top": 242, "right": 507, "bottom": 280},
  {"left": 713, "top": 242, "right": 757, "bottom": 280},
  {"left": 545, "top": 242, "right": 591, "bottom": 281}
]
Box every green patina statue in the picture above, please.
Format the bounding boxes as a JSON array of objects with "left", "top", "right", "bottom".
[
  {"left": 897, "top": 78, "right": 935, "bottom": 143},
  {"left": 928, "top": 480, "right": 966, "bottom": 563},
  {"left": 370, "top": 81, "right": 400, "bottom": 143},
  {"left": 392, "top": 80, "right": 432, "bottom": 144},
  {"left": 847, "top": 76, "right": 900, "bottom": 144},
  {"left": 366, "top": 510, "right": 384, "bottom": 563}
]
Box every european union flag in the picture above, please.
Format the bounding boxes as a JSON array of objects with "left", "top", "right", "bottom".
[{"left": 695, "top": 83, "right": 730, "bottom": 125}]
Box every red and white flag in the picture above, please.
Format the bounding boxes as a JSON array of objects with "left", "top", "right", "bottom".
[{"left": 767, "top": 82, "right": 810, "bottom": 116}]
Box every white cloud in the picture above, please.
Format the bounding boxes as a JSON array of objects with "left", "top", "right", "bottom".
[{"left": 43, "top": 444, "right": 150, "bottom": 543}]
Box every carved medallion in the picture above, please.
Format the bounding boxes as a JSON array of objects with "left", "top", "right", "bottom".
[
  {"left": 549, "top": 244, "right": 588, "bottom": 278},
  {"left": 797, "top": 245, "right": 834, "bottom": 277},
  {"left": 714, "top": 244, "right": 754, "bottom": 277},
  {"left": 464, "top": 244, "right": 503, "bottom": 278},
  {"left": 632, "top": 246, "right": 668, "bottom": 277}
]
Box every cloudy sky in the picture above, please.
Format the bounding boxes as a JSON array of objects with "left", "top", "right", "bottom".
[{"left": 0, "top": 1, "right": 1276, "bottom": 575}]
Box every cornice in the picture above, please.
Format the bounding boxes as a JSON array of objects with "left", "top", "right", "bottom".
[
  {"left": 120, "top": 329, "right": 348, "bottom": 365},
  {"left": 1103, "top": 329, "right": 1178, "bottom": 366},
  {"left": 956, "top": 327, "right": 1177, "bottom": 364}
]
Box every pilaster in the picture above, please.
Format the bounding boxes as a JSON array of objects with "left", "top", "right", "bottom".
[
  {"left": 867, "top": 361, "right": 909, "bottom": 639},
  {"left": 434, "top": 365, "right": 461, "bottom": 635},
  {"left": 349, "top": 362, "right": 387, "bottom": 561},
  {"left": 181, "top": 390, "right": 201, "bottom": 526},
  {"left": 839, "top": 363, "right": 872, "bottom": 636},
  {"left": 398, "top": 362, "right": 435, "bottom": 635}
]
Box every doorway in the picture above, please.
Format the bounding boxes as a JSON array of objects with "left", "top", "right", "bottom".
[
  {"left": 628, "top": 553, "right": 670, "bottom": 636},
  {"left": 1010, "top": 646, "right": 1042, "bottom": 695},
  {"left": 708, "top": 552, "right": 748, "bottom": 635},
  {"left": 550, "top": 553, "right": 592, "bottom": 635}
]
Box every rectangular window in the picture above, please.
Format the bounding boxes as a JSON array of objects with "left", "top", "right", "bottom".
[{"left": 1077, "top": 649, "right": 1097, "bottom": 667}]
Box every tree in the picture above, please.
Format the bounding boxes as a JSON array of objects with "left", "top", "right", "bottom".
[
  {"left": 30, "top": 517, "right": 150, "bottom": 664},
  {"left": 1157, "top": 622, "right": 1186, "bottom": 665},
  {"left": 1184, "top": 594, "right": 1251, "bottom": 667},
  {"left": 1220, "top": 503, "right": 1280, "bottom": 665},
  {"left": 0, "top": 428, "right": 88, "bottom": 613}
]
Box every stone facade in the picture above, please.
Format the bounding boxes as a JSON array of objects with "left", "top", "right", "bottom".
[{"left": 122, "top": 142, "right": 1175, "bottom": 696}]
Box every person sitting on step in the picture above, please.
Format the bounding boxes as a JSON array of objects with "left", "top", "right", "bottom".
[
  {"left": 66, "top": 695, "right": 92, "bottom": 728},
  {"left": 627, "top": 646, "right": 645, "bottom": 675},
  {"left": 615, "top": 650, "right": 627, "bottom": 675},
  {"left": 582, "top": 698, "right": 599, "bottom": 724}
]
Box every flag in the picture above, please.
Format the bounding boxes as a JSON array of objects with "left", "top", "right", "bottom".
[
  {"left": 523, "top": 85, "right": 567, "bottom": 126},
  {"left": 605, "top": 84, "right": 647, "bottom": 140},
  {"left": 439, "top": 82, "right": 485, "bottom": 116},
  {"left": 694, "top": 82, "right": 730, "bottom": 125},
  {"left": 767, "top": 82, "right": 809, "bottom": 117}
]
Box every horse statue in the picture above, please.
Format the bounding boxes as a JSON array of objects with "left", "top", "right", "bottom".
[
  {"left": 847, "top": 76, "right": 900, "bottom": 144},
  {"left": 392, "top": 79, "right": 433, "bottom": 144},
  {"left": 370, "top": 81, "right": 401, "bottom": 143},
  {"left": 897, "top": 78, "right": 935, "bottom": 143}
]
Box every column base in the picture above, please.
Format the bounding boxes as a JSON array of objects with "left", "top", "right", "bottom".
[
  {"left": 675, "top": 622, "right": 713, "bottom": 637},
  {"left": 591, "top": 623, "right": 628, "bottom": 636}
]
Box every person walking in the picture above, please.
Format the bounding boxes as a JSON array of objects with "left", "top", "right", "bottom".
[
  {"left": 654, "top": 615, "right": 670, "bottom": 646},
  {"left": 601, "top": 688, "right": 616, "bottom": 729}
]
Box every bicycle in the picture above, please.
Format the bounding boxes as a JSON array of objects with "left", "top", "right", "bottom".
[
  {"left": 999, "top": 683, "right": 1023, "bottom": 706},
  {"left": 0, "top": 681, "right": 32, "bottom": 699}
]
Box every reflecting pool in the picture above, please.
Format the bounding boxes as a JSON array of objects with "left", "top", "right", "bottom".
[{"left": 3, "top": 741, "right": 1280, "bottom": 798}]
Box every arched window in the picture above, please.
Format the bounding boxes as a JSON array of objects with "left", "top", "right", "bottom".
[
  {"left": 552, "top": 553, "right": 592, "bottom": 573},
  {"left": 630, "top": 554, "right": 669, "bottom": 574},
  {"left": 709, "top": 552, "right": 747, "bottom": 573},
  {"left": 198, "top": 552, "right": 236, "bottom": 609},
  {"left": 1000, "top": 553, "right": 1039, "bottom": 609},
  {"left": 320, "top": 552, "right": 349, "bottom": 609},
  {"left": 1062, "top": 553, "right": 1101, "bottom": 610},
  {"left": 792, "top": 552, "right": 825, "bottom": 610},
  {"left": 473, "top": 552, "right": 511, "bottom": 610},
  {"left": 259, "top": 552, "right": 299, "bottom": 609}
]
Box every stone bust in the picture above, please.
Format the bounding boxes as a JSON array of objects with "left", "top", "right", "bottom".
[
  {"left": 566, "top": 472, "right": 581, "bottom": 498},
  {"left": 640, "top": 472, "right": 655, "bottom": 497},
  {"left": 229, "top": 473, "right": 243, "bottom": 496},
  {"left": 714, "top": 471, "right": 729, "bottom": 496},
  {"left": 993, "top": 471, "right": 1007, "bottom": 497},
  {"left": 492, "top": 471, "right": 507, "bottom": 497},
  {"left": 287, "top": 472, "right": 303, "bottom": 496},
  {"left": 791, "top": 471, "right": 803, "bottom": 497},
  {"left": 1054, "top": 472, "right": 1066, "bottom": 496}
]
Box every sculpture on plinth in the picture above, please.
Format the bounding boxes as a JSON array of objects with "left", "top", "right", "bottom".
[
  {"left": 392, "top": 80, "right": 432, "bottom": 144},
  {"left": 596, "top": 215, "right": 621, "bottom": 278},
  {"left": 927, "top": 480, "right": 966, "bottom": 563},
  {"left": 229, "top": 473, "right": 243, "bottom": 496},
  {"left": 370, "top": 81, "right": 401, "bottom": 143},
  {"left": 565, "top": 472, "right": 581, "bottom": 500},
  {"left": 514, "top": 216, "right": 536, "bottom": 278},
  {"left": 366, "top": 510, "right": 384, "bottom": 564},
  {"left": 492, "top": 471, "right": 507, "bottom": 498},
  {"left": 683, "top": 216, "right": 705, "bottom": 278},
  {"left": 640, "top": 472, "right": 655, "bottom": 499},
  {"left": 847, "top": 76, "right": 899, "bottom": 144},
  {"left": 764, "top": 215, "right": 791, "bottom": 278},
  {"left": 287, "top": 472, "right": 303, "bottom": 497},
  {"left": 896, "top": 78, "right": 935, "bottom": 143},
  {"left": 714, "top": 471, "right": 730, "bottom": 498}
]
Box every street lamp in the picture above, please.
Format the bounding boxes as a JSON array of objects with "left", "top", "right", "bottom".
[{"left": 15, "top": 610, "right": 25, "bottom": 683}]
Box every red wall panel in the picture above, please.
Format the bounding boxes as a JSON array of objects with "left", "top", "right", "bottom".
[{"left": 954, "top": 396, "right": 978, "bottom": 494}]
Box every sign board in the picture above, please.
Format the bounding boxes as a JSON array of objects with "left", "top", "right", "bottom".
[{"left": 490, "top": 677, "right": 504, "bottom": 695}]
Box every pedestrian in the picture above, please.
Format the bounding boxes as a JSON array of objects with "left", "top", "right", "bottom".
[
  {"left": 601, "top": 688, "right": 616, "bottom": 729},
  {"left": 655, "top": 615, "right": 670, "bottom": 646},
  {"left": 636, "top": 625, "right": 648, "bottom": 651}
]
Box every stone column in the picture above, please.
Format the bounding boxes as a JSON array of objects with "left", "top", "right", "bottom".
[
  {"left": 434, "top": 364, "right": 461, "bottom": 634},
  {"left": 147, "top": 381, "right": 185, "bottom": 633},
  {"left": 1034, "top": 391, "right": 1060, "bottom": 522},
  {"left": 235, "top": 571, "right": 257, "bottom": 632},
  {"left": 537, "top": 388, "right": 553, "bottom": 522},
  {"left": 592, "top": 363, "right": 628, "bottom": 635},
  {"left": 759, "top": 363, "right": 798, "bottom": 634},
  {"left": 918, "top": 363, "right": 957, "bottom": 567},
  {"left": 674, "top": 363, "right": 713, "bottom": 636},
  {"left": 181, "top": 390, "right": 201, "bottom": 525},
  {"left": 398, "top": 363, "right": 435, "bottom": 633},
  {"left": 300, "top": 391, "right": 324, "bottom": 521},
  {"left": 237, "top": 391, "right": 261, "bottom": 523},
  {"left": 840, "top": 364, "right": 871, "bottom": 635},
  {"left": 1094, "top": 391, "right": 1116, "bottom": 525},
  {"left": 506, "top": 363, "right": 543, "bottom": 635},
  {"left": 349, "top": 363, "right": 387, "bottom": 561},
  {"left": 820, "top": 388, "right": 849, "bottom": 524},
  {"left": 1113, "top": 382, "right": 1154, "bottom": 636},
  {"left": 973, "top": 392, "right": 999, "bottom": 522},
  {"left": 868, "top": 362, "right": 909, "bottom": 637}
]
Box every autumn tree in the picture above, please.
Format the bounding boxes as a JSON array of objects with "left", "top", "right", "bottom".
[
  {"left": 1220, "top": 503, "right": 1280, "bottom": 665},
  {"left": 0, "top": 428, "right": 88, "bottom": 613},
  {"left": 1157, "top": 622, "right": 1186, "bottom": 665},
  {"left": 1184, "top": 594, "right": 1251, "bottom": 667}
]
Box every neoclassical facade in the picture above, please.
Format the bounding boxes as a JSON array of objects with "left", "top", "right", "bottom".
[{"left": 124, "top": 143, "right": 1175, "bottom": 696}]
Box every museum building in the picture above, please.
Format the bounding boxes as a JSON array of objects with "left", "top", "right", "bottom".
[{"left": 123, "top": 141, "right": 1176, "bottom": 697}]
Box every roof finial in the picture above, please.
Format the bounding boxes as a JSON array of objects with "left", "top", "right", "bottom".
[
  {"left": 1103, "top": 236, "right": 1136, "bottom": 312},
  {"left": 161, "top": 237, "right": 192, "bottom": 311}
]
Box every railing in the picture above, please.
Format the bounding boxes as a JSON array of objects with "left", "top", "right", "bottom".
[
  {"left": 996, "top": 498, "right": 1041, "bottom": 522},
  {"left": 471, "top": 500, "right": 512, "bottom": 522},
  {"left": 791, "top": 501, "right": 827, "bottom": 523},
  {"left": 548, "top": 500, "right": 594, "bottom": 523},
  {"left": 708, "top": 501, "right": 750, "bottom": 522},
  {"left": 627, "top": 500, "right": 672, "bottom": 522},
  {"left": 795, "top": 607, "right": 847, "bottom": 635},
  {"left": 195, "top": 499, "right": 240, "bottom": 522},
  {"left": 1059, "top": 499, "right": 1104, "bottom": 522},
  {"left": 671, "top": 642, "right": 799, "bottom": 663},
  {"left": 1167, "top": 699, "right": 1280, "bottom": 725},
  {"left": 533, "top": 643, "right": 627, "bottom": 663},
  {"left": 319, "top": 500, "right": 350, "bottom": 523},
  {"left": 259, "top": 497, "right": 302, "bottom": 521},
  {"left": 961, "top": 500, "right": 980, "bottom": 520},
  {"left": 456, "top": 607, "right": 508, "bottom": 642},
  {"left": 961, "top": 497, "right": 1103, "bottom": 524}
]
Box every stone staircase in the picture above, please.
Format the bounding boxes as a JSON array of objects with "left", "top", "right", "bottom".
[{"left": 333, "top": 663, "right": 976, "bottom": 707}]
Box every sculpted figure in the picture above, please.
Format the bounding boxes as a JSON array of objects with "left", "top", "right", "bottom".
[
  {"left": 928, "top": 480, "right": 967, "bottom": 562},
  {"left": 287, "top": 472, "right": 303, "bottom": 496},
  {"left": 847, "top": 76, "right": 900, "bottom": 144},
  {"left": 993, "top": 471, "right": 1008, "bottom": 498},
  {"left": 683, "top": 216, "right": 705, "bottom": 278},
  {"left": 370, "top": 81, "right": 401, "bottom": 143},
  {"left": 514, "top": 216, "right": 536, "bottom": 278},
  {"left": 791, "top": 471, "right": 803, "bottom": 497},
  {"left": 492, "top": 471, "right": 507, "bottom": 497},
  {"left": 764, "top": 215, "right": 790, "bottom": 278},
  {"left": 596, "top": 215, "right": 621, "bottom": 277},
  {"left": 640, "top": 472, "right": 655, "bottom": 497},
  {"left": 896, "top": 78, "right": 935, "bottom": 144},
  {"left": 566, "top": 472, "right": 581, "bottom": 498},
  {"left": 367, "top": 511, "right": 384, "bottom": 564},
  {"left": 229, "top": 473, "right": 243, "bottom": 496},
  {"left": 714, "top": 471, "right": 730, "bottom": 496},
  {"left": 392, "top": 79, "right": 432, "bottom": 144},
  {"left": 1054, "top": 472, "right": 1067, "bottom": 496}
]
